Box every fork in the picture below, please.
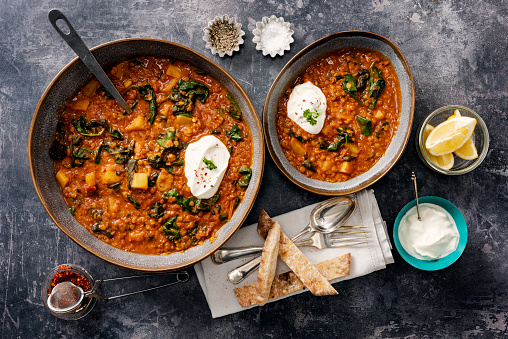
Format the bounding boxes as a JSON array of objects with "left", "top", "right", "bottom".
[
  {"left": 223, "top": 228, "right": 370, "bottom": 284},
  {"left": 211, "top": 226, "right": 370, "bottom": 264}
]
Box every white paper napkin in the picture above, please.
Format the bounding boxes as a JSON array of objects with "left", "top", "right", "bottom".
[{"left": 194, "top": 189, "right": 393, "bottom": 318}]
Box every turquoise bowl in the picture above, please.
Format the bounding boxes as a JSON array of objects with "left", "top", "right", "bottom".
[{"left": 393, "top": 196, "right": 468, "bottom": 271}]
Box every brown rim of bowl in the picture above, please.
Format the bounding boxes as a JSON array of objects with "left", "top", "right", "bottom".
[
  {"left": 28, "top": 37, "right": 264, "bottom": 271},
  {"left": 263, "top": 31, "right": 414, "bottom": 195}
]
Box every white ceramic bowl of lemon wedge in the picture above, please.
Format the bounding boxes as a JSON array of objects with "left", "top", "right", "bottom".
[{"left": 416, "top": 105, "right": 489, "bottom": 175}]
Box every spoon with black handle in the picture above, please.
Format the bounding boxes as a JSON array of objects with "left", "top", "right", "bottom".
[{"left": 48, "top": 9, "right": 132, "bottom": 114}]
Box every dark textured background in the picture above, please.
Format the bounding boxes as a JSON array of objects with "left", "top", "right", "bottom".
[{"left": 1, "top": 0, "right": 507, "bottom": 337}]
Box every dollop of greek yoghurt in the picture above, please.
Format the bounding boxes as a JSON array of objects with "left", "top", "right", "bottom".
[
  {"left": 398, "top": 203, "right": 460, "bottom": 260},
  {"left": 287, "top": 82, "right": 327, "bottom": 134},
  {"left": 184, "top": 135, "right": 230, "bottom": 199}
]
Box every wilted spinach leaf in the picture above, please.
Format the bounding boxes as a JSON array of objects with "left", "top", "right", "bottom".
[
  {"left": 126, "top": 159, "right": 138, "bottom": 189},
  {"left": 164, "top": 189, "right": 218, "bottom": 215},
  {"left": 226, "top": 93, "right": 242, "bottom": 120},
  {"left": 226, "top": 124, "right": 242, "bottom": 141},
  {"left": 148, "top": 202, "right": 165, "bottom": 219},
  {"left": 318, "top": 138, "right": 330, "bottom": 150},
  {"left": 162, "top": 215, "right": 180, "bottom": 241},
  {"left": 302, "top": 160, "right": 316, "bottom": 172},
  {"left": 127, "top": 195, "right": 140, "bottom": 209},
  {"left": 169, "top": 79, "right": 209, "bottom": 116},
  {"left": 70, "top": 139, "right": 92, "bottom": 167},
  {"left": 148, "top": 172, "right": 159, "bottom": 187},
  {"left": 124, "top": 85, "right": 157, "bottom": 124},
  {"left": 238, "top": 167, "right": 252, "bottom": 187},
  {"left": 368, "top": 66, "right": 385, "bottom": 109},
  {"left": 105, "top": 141, "right": 135, "bottom": 164},
  {"left": 92, "top": 223, "right": 112, "bottom": 238},
  {"left": 157, "top": 128, "right": 181, "bottom": 151},
  {"left": 342, "top": 75, "right": 362, "bottom": 105},
  {"left": 356, "top": 69, "right": 369, "bottom": 91},
  {"left": 96, "top": 87, "right": 113, "bottom": 99},
  {"left": 356, "top": 115, "right": 372, "bottom": 136},
  {"left": 327, "top": 127, "right": 353, "bottom": 151}
]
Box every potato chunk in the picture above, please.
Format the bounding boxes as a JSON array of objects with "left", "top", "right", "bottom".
[
  {"left": 85, "top": 172, "right": 96, "bottom": 187},
  {"left": 162, "top": 78, "right": 178, "bottom": 93},
  {"left": 82, "top": 79, "right": 100, "bottom": 97},
  {"left": 290, "top": 138, "right": 307, "bottom": 157},
  {"left": 131, "top": 173, "right": 148, "bottom": 190},
  {"left": 156, "top": 170, "right": 174, "bottom": 192},
  {"left": 111, "top": 63, "right": 128, "bottom": 79},
  {"left": 322, "top": 159, "right": 332, "bottom": 172},
  {"left": 374, "top": 110, "right": 385, "bottom": 119},
  {"left": 176, "top": 115, "right": 193, "bottom": 125},
  {"left": 56, "top": 169, "right": 69, "bottom": 188},
  {"left": 158, "top": 101, "right": 172, "bottom": 117},
  {"left": 347, "top": 143, "right": 360, "bottom": 155},
  {"left": 101, "top": 169, "right": 123, "bottom": 185},
  {"left": 129, "top": 230, "right": 144, "bottom": 242},
  {"left": 125, "top": 116, "right": 145, "bottom": 132},
  {"left": 166, "top": 65, "right": 182, "bottom": 79},
  {"left": 69, "top": 99, "right": 90, "bottom": 111},
  {"left": 339, "top": 161, "right": 353, "bottom": 174},
  {"left": 108, "top": 197, "right": 120, "bottom": 214}
]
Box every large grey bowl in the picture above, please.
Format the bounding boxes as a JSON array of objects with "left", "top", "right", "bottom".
[
  {"left": 29, "top": 38, "right": 264, "bottom": 271},
  {"left": 264, "top": 31, "right": 414, "bottom": 195}
]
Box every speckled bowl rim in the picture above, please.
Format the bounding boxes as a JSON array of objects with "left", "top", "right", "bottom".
[
  {"left": 393, "top": 196, "right": 468, "bottom": 271},
  {"left": 263, "top": 31, "right": 414, "bottom": 195},
  {"left": 29, "top": 38, "right": 264, "bottom": 272}
]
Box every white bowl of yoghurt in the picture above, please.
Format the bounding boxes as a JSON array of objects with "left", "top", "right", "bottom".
[{"left": 393, "top": 196, "right": 468, "bottom": 271}]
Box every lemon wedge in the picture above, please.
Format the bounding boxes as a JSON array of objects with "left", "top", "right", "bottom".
[
  {"left": 454, "top": 138, "right": 478, "bottom": 160},
  {"left": 446, "top": 109, "right": 462, "bottom": 121},
  {"left": 425, "top": 116, "right": 477, "bottom": 156},
  {"left": 444, "top": 109, "right": 478, "bottom": 160},
  {"left": 422, "top": 125, "right": 454, "bottom": 170}
]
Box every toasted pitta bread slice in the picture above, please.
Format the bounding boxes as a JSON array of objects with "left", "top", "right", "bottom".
[
  {"left": 256, "top": 222, "right": 281, "bottom": 306},
  {"left": 257, "top": 210, "right": 337, "bottom": 296},
  {"left": 257, "top": 210, "right": 273, "bottom": 239},
  {"left": 278, "top": 230, "right": 338, "bottom": 296},
  {"left": 234, "top": 253, "right": 351, "bottom": 307}
]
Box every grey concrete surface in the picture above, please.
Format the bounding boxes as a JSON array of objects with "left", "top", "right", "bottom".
[{"left": 1, "top": 0, "right": 507, "bottom": 337}]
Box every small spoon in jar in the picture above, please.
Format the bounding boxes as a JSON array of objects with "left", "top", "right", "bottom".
[
  {"left": 411, "top": 171, "right": 422, "bottom": 221},
  {"left": 48, "top": 9, "right": 132, "bottom": 114}
]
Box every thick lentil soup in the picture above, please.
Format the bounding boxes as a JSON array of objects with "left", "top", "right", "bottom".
[
  {"left": 50, "top": 57, "right": 253, "bottom": 254},
  {"left": 275, "top": 47, "right": 401, "bottom": 182}
]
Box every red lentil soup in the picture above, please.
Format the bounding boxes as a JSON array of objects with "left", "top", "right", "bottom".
[
  {"left": 275, "top": 47, "right": 401, "bottom": 182},
  {"left": 50, "top": 57, "right": 253, "bottom": 255}
]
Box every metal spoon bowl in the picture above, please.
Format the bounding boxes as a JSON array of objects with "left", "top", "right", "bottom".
[
  {"left": 289, "top": 196, "right": 356, "bottom": 241},
  {"left": 47, "top": 281, "right": 91, "bottom": 313},
  {"left": 308, "top": 196, "right": 356, "bottom": 233}
]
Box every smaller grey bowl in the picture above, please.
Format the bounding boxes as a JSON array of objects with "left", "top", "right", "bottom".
[{"left": 263, "top": 31, "right": 415, "bottom": 195}]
